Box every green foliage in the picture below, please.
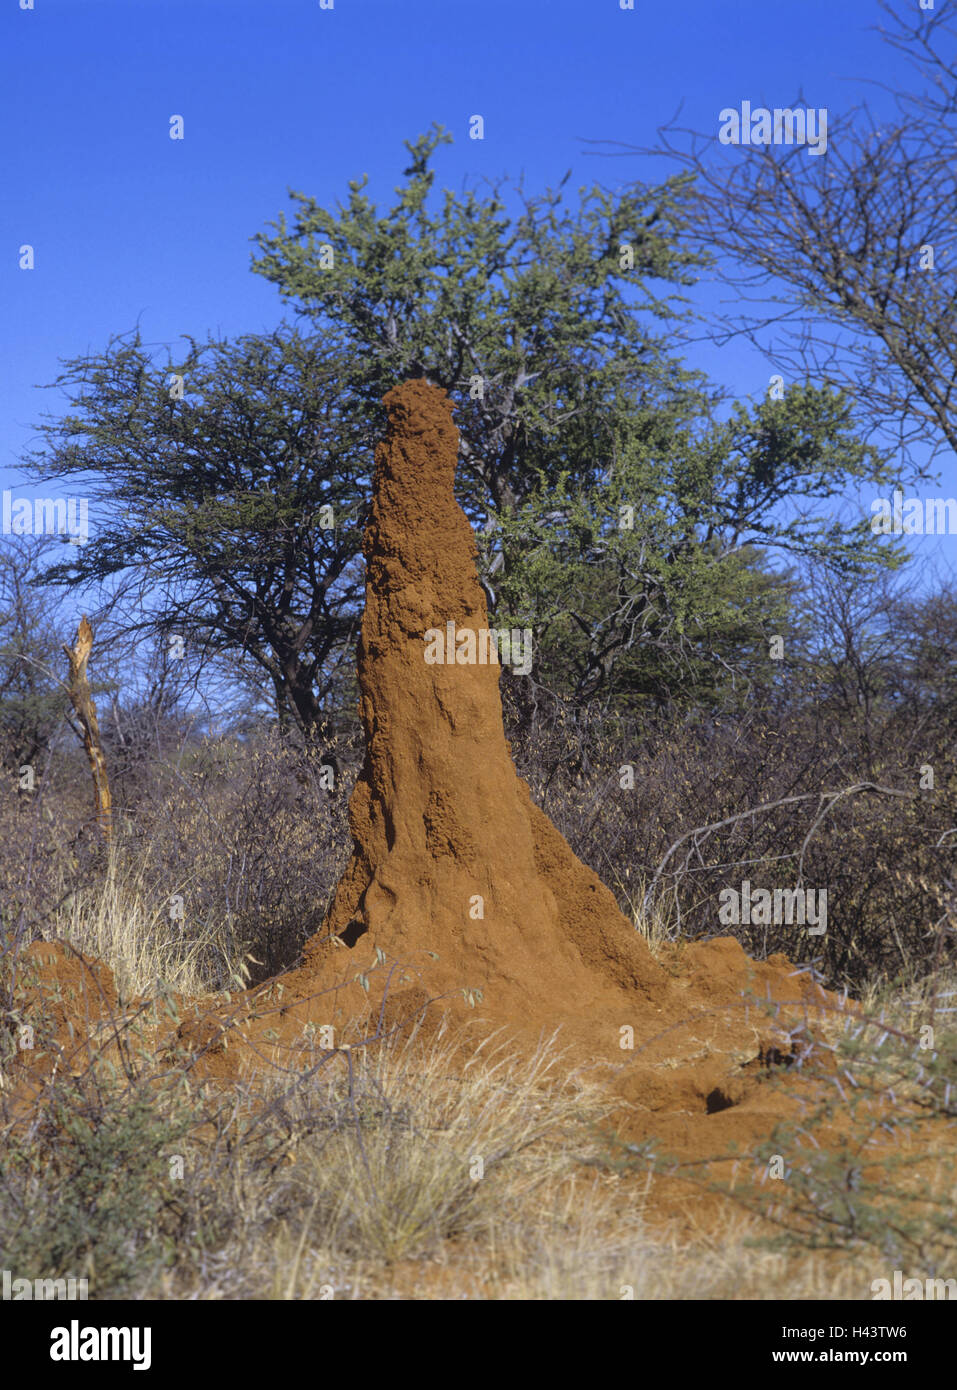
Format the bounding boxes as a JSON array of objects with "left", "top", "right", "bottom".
[
  {"left": 0, "top": 539, "right": 69, "bottom": 770},
  {"left": 251, "top": 123, "right": 706, "bottom": 520},
  {"left": 489, "top": 382, "right": 890, "bottom": 709},
  {"left": 28, "top": 124, "right": 892, "bottom": 726},
  {"left": 0, "top": 1073, "right": 190, "bottom": 1297}
]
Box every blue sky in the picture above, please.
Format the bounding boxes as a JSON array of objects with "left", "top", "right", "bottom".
[{"left": 1, "top": 0, "right": 948, "bottom": 574}]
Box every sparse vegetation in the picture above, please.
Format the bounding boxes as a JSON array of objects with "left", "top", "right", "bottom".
[
  {"left": 594, "top": 970, "right": 957, "bottom": 1283},
  {"left": 6, "top": 985, "right": 947, "bottom": 1300},
  {"left": 3, "top": 0, "right": 956, "bottom": 1308}
]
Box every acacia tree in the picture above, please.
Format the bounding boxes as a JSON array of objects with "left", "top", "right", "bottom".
[
  {"left": 28, "top": 126, "right": 896, "bottom": 733},
  {"left": 251, "top": 123, "right": 717, "bottom": 583},
  {"left": 26, "top": 326, "right": 369, "bottom": 742},
  {"left": 608, "top": 1, "right": 957, "bottom": 475},
  {"left": 251, "top": 123, "right": 892, "bottom": 709},
  {"left": 493, "top": 381, "right": 890, "bottom": 719}
]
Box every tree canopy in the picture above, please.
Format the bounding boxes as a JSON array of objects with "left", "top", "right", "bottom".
[
  {"left": 617, "top": 1, "right": 957, "bottom": 477},
  {"left": 24, "top": 125, "right": 892, "bottom": 733}
]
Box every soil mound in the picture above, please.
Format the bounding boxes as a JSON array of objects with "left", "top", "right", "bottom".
[
  {"left": 307, "top": 377, "right": 668, "bottom": 1017},
  {"left": 6, "top": 379, "right": 856, "bottom": 1211},
  {"left": 257, "top": 378, "right": 840, "bottom": 1154}
]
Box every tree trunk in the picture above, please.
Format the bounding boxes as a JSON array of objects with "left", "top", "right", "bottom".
[{"left": 63, "top": 617, "right": 112, "bottom": 841}]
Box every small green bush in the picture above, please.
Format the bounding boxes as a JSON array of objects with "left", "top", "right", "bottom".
[{"left": 0, "top": 1070, "right": 191, "bottom": 1298}]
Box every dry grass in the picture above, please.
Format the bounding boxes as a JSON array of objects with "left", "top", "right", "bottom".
[
  {"left": 0, "top": 730, "right": 353, "bottom": 997},
  {"left": 137, "top": 1018, "right": 927, "bottom": 1300},
  {"left": 2, "top": 730, "right": 955, "bottom": 1300},
  {"left": 3, "top": 955, "right": 954, "bottom": 1300},
  {"left": 47, "top": 850, "right": 246, "bottom": 1000}
]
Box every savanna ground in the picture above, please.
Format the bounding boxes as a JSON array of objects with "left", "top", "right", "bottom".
[{"left": 2, "top": 670, "right": 955, "bottom": 1301}]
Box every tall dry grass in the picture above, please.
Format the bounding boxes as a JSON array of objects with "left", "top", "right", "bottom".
[{"left": 4, "top": 993, "right": 938, "bottom": 1300}]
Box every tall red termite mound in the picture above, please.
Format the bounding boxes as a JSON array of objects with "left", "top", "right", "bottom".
[
  {"left": 8, "top": 377, "right": 864, "bottom": 1214},
  {"left": 307, "top": 378, "right": 667, "bottom": 1017},
  {"left": 287, "top": 376, "right": 844, "bottom": 1172},
  {"left": 9, "top": 377, "right": 947, "bottom": 1251}
]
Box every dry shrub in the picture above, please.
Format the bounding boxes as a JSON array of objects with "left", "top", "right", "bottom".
[
  {"left": 601, "top": 970, "right": 957, "bottom": 1281},
  {"left": 1, "top": 728, "right": 355, "bottom": 995},
  {"left": 507, "top": 699, "right": 957, "bottom": 992}
]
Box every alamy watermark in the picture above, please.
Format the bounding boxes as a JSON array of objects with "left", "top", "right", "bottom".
[
  {"left": 2, "top": 489, "right": 89, "bottom": 545},
  {"left": 50, "top": 1321, "right": 151, "bottom": 1370},
  {"left": 871, "top": 1271, "right": 956, "bottom": 1300},
  {"left": 870, "top": 489, "right": 957, "bottom": 535},
  {"left": 2, "top": 1269, "right": 89, "bottom": 1300},
  {"left": 718, "top": 101, "right": 828, "bottom": 156},
  {"left": 424, "top": 621, "right": 533, "bottom": 676},
  {"left": 718, "top": 880, "right": 827, "bottom": 935}
]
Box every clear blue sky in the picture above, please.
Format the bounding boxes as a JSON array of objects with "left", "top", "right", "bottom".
[{"left": 3, "top": 0, "right": 944, "bottom": 567}]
